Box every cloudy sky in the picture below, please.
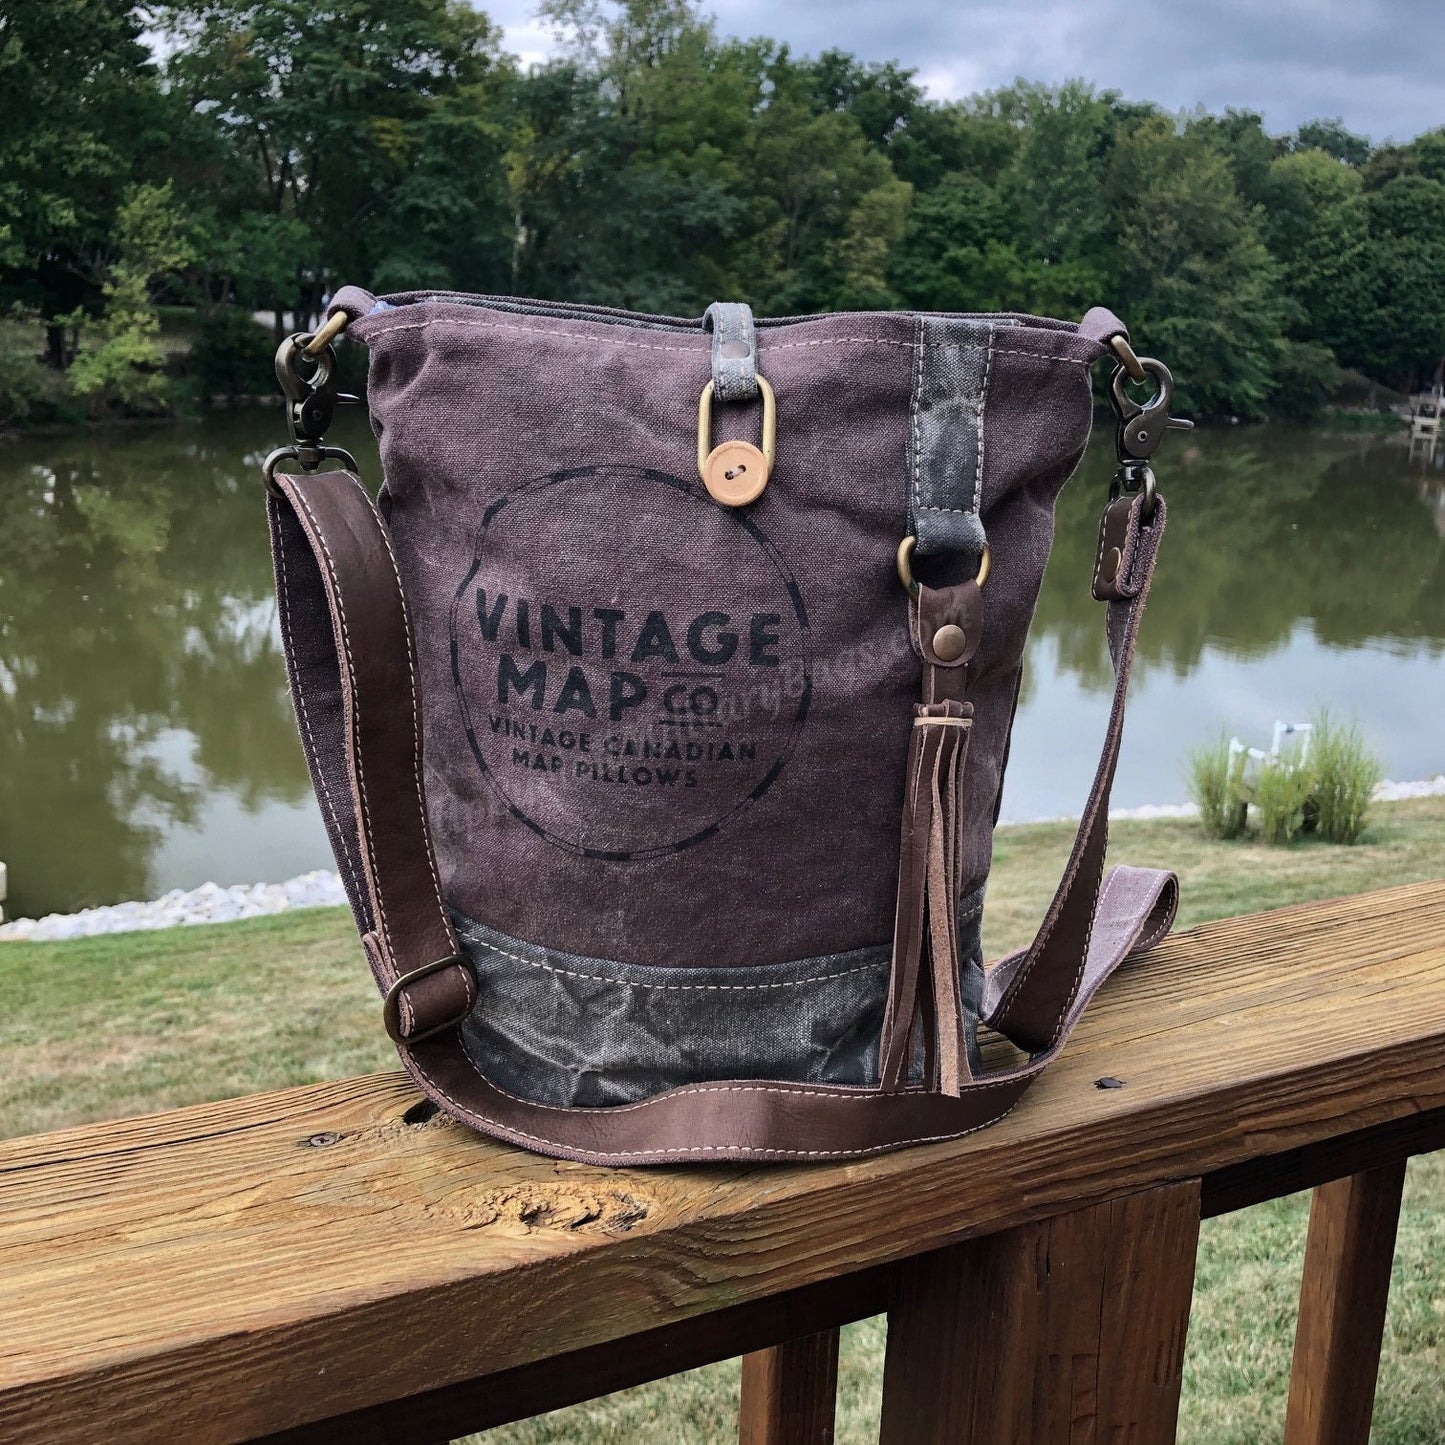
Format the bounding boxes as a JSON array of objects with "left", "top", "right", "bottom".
[{"left": 484, "top": 0, "right": 1444, "bottom": 143}]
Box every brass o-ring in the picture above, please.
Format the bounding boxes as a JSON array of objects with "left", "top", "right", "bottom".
[{"left": 896, "top": 536, "right": 991, "bottom": 598}]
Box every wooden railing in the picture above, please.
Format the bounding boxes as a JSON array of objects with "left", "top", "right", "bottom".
[{"left": 3, "top": 881, "right": 1444, "bottom": 1444}]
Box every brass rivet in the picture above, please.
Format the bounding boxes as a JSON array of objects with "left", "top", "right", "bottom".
[
  {"left": 1100, "top": 545, "right": 1122, "bottom": 583},
  {"left": 932, "top": 624, "right": 967, "bottom": 663}
]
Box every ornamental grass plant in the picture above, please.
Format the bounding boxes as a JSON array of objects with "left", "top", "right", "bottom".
[
  {"left": 1187, "top": 711, "right": 1381, "bottom": 846},
  {"left": 1310, "top": 710, "right": 1383, "bottom": 845}
]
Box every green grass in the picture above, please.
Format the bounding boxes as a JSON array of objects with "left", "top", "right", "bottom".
[{"left": 3, "top": 798, "right": 1443, "bottom": 1442}]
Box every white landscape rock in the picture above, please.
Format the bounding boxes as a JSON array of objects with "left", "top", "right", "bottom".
[
  {"left": 3, "top": 777, "right": 1443, "bottom": 942},
  {"left": 1375, "top": 775, "right": 1445, "bottom": 802},
  {"left": 0, "top": 870, "right": 347, "bottom": 942}
]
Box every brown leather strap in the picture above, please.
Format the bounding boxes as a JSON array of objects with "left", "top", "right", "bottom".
[
  {"left": 987, "top": 493, "right": 1167, "bottom": 1053},
  {"left": 267, "top": 472, "right": 1176, "bottom": 1164},
  {"left": 268, "top": 473, "right": 475, "bottom": 1041}
]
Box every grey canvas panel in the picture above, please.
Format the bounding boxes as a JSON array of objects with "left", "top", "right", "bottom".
[
  {"left": 454, "top": 891, "right": 985, "bottom": 1107},
  {"left": 702, "top": 301, "right": 760, "bottom": 401},
  {"left": 908, "top": 315, "right": 994, "bottom": 562}
]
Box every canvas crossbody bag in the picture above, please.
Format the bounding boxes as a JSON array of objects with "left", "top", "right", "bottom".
[{"left": 262, "top": 287, "right": 1191, "bottom": 1166}]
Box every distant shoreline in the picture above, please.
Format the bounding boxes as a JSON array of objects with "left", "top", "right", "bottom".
[{"left": 4, "top": 778, "right": 1440, "bottom": 943}]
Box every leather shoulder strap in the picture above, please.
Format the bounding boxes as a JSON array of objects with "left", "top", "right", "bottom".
[
  {"left": 269, "top": 472, "right": 475, "bottom": 1041},
  {"left": 267, "top": 470, "right": 1175, "bottom": 1165}
]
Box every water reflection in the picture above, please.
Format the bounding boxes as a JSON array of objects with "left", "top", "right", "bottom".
[
  {"left": 1040, "top": 432, "right": 1445, "bottom": 689},
  {"left": 1006, "top": 428, "right": 1445, "bottom": 823},
  {"left": 0, "top": 416, "right": 1440, "bottom": 916},
  {"left": 0, "top": 412, "right": 377, "bottom": 916}
]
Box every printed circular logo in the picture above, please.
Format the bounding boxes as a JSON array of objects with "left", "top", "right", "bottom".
[{"left": 448, "top": 465, "right": 810, "bottom": 861}]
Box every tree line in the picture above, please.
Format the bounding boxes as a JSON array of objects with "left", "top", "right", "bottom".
[{"left": 3, "top": 0, "right": 1443, "bottom": 425}]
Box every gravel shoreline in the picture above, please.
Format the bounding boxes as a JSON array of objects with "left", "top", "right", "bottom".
[{"left": 4, "top": 777, "right": 1442, "bottom": 943}]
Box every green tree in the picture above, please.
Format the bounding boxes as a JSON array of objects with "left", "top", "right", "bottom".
[
  {"left": 1190, "top": 108, "right": 1280, "bottom": 208},
  {"left": 739, "top": 72, "right": 911, "bottom": 312},
  {"left": 519, "top": 2, "right": 912, "bottom": 314},
  {"left": 159, "top": 0, "right": 514, "bottom": 329},
  {"left": 1106, "top": 114, "right": 1284, "bottom": 417},
  {"left": 69, "top": 182, "right": 194, "bottom": 414},
  {"left": 1364, "top": 171, "right": 1445, "bottom": 390},
  {"left": 517, "top": 0, "right": 761, "bottom": 309},
  {"left": 1292, "top": 117, "right": 1372, "bottom": 167},
  {"left": 0, "top": 0, "right": 172, "bottom": 363},
  {"left": 1261, "top": 149, "right": 1374, "bottom": 380}
]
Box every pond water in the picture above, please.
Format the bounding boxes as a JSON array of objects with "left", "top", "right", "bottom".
[{"left": 2, "top": 412, "right": 1443, "bottom": 918}]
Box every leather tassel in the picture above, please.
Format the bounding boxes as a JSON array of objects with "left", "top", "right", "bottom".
[
  {"left": 879, "top": 700, "right": 973, "bottom": 1092},
  {"left": 926, "top": 705, "right": 971, "bottom": 1093}
]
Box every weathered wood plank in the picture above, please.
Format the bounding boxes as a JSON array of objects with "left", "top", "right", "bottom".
[
  {"left": 1096, "top": 1180, "right": 1201, "bottom": 1439},
  {"left": 1283, "top": 1162, "right": 1408, "bottom": 1445},
  {"left": 877, "top": 1181, "right": 1199, "bottom": 1443},
  {"left": 1201, "top": 1104, "right": 1445, "bottom": 1216},
  {"left": 258, "top": 1271, "right": 885, "bottom": 1445},
  {"left": 738, "top": 1330, "right": 839, "bottom": 1445},
  {"left": 1, "top": 882, "right": 1443, "bottom": 1444}
]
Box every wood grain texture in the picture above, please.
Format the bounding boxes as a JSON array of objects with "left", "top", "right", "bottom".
[
  {"left": 258, "top": 1271, "right": 887, "bottom": 1445},
  {"left": 738, "top": 1330, "right": 839, "bottom": 1445},
  {"left": 1283, "top": 1162, "right": 1408, "bottom": 1445},
  {"left": 877, "top": 1181, "right": 1199, "bottom": 1443},
  {"left": 2, "top": 882, "right": 1445, "bottom": 1444},
  {"left": 1096, "top": 1180, "right": 1201, "bottom": 1440}
]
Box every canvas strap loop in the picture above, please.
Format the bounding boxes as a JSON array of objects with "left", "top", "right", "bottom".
[
  {"left": 906, "top": 316, "right": 992, "bottom": 567},
  {"left": 701, "top": 301, "right": 759, "bottom": 402}
]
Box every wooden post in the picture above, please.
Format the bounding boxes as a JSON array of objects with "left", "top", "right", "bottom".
[
  {"left": 878, "top": 1180, "right": 1201, "bottom": 1444},
  {"left": 738, "top": 1329, "right": 840, "bottom": 1445},
  {"left": 1283, "top": 1162, "right": 1407, "bottom": 1445}
]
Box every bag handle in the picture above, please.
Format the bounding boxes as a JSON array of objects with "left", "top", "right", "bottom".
[{"left": 267, "top": 464, "right": 1174, "bottom": 1163}]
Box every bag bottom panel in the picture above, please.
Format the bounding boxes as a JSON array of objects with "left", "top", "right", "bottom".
[{"left": 452, "top": 892, "right": 984, "bottom": 1107}]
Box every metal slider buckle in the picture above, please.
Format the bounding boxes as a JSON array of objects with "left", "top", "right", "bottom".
[{"left": 382, "top": 954, "right": 473, "bottom": 1045}]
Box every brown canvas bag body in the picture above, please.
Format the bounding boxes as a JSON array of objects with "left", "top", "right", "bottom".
[{"left": 263, "top": 288, "right": 1185, "bottom": 1166}]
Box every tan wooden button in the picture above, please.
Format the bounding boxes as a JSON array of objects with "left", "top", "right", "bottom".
[
  {"left": 931, "top": 624, "right": 968, "bottom": 663},
  {"left": 702, "top": 439, "right": 769, "bottom": 507}
]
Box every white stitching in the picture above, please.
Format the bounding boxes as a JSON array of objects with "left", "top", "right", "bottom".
[
  {"left": 453, "top": 925, "right": 886, "bottom": 992},
  {"left": 405, "top": 1050, "right": 1029, "bottom": 1159},
  {"left": 908, "top": 313, "right": 924, "bottom": 533},
  {"left": 912, "top": 322, "right": 1000, "bottom": 520},
  {"left": 1092, "top": 499, "right": 1140, "bottom": 597},
  {"left": 991, "top": 347, "right": 1089, "bottom": 366},
  {"left": 996, "top": 591, "right": 1145, "bottom": 1045},
  {"left": 288, "top": 486, "right": 390, "bottom": 958},
  {"left": 273, "top": 502, "right": 367, "bottom": 912},
  {"left": 359, "top": 314, "right": 1092, "bottom": 366},
  {"left": 974, "top": 324, "right": 994, "bottom": 519},
  {"left": 1053, "top": 861, "right": 1117, "bottom": 1050},
  {"left": 1091, "top": 518, "right": 1112, "bottom": 595}
]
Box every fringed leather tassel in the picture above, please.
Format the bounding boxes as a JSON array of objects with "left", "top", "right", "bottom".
[{"left": 879, "top": 700, "right": 973, "bottom": 1093}]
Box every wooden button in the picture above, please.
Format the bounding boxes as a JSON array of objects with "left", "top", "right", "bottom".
[
  {"left": 702, "top": 440, "right": 768, "bottom": 507},
  {"left": 931, "top": 624, "right": 968, "bottom": 663},
  {"left": 1100, "top": 545, "right": 1122, "bottom": 584}
]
